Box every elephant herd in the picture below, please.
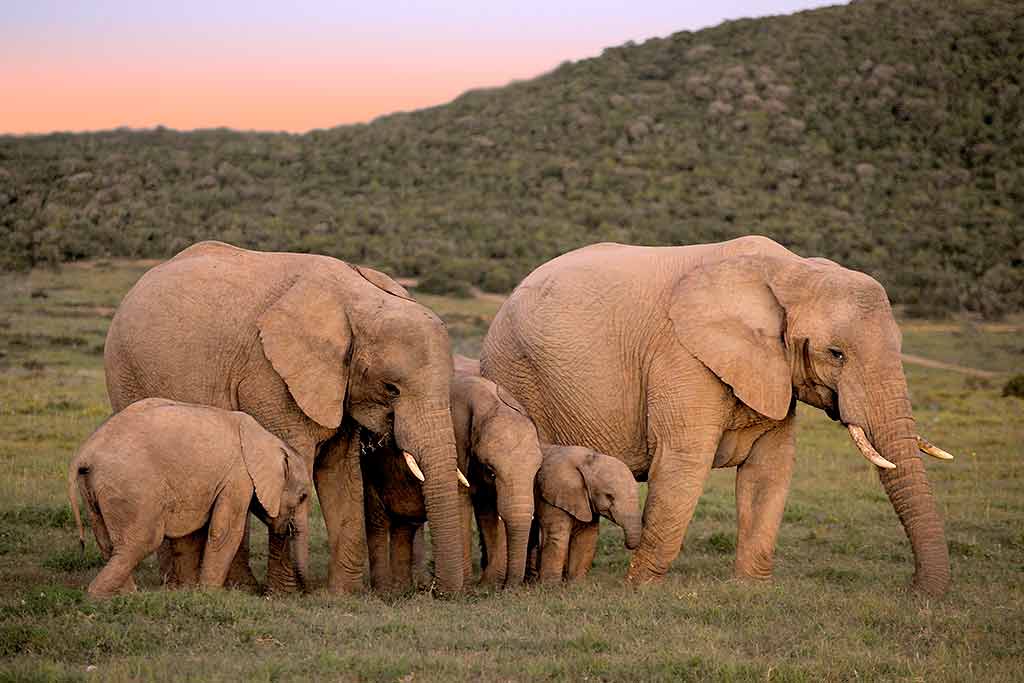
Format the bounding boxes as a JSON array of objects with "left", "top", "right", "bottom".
[{"left": 68, "top": 236, "right": 955, "bottom": 599}]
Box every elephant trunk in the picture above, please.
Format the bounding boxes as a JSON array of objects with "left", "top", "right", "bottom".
[
  {"left": 498, "top": 494, "right": 534, "bottom": 589},
  {"left": 616, "top": 509, "right": 643, "bottom": 550},
  {"left": 858, "top": 372, "right": 950, "bottom": 596},
  {"left": 397, "top": 402, "right": 464, "bottom": 594},
  {"left": 289, "top": 511, "right": 309, "bottom": 592}
]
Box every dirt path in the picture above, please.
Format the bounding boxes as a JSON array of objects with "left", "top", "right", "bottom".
[{"left": 900, "top": 353, "right": 1002, "bottom": 378}]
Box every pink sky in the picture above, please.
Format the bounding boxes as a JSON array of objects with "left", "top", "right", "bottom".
[{"left": 1, "top": 2, "right": 842, "bottom": 135}]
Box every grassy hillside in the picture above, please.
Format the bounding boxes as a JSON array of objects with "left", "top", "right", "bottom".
[{"left": 1, "top": 0, "right": 1022, "bottom": 316}]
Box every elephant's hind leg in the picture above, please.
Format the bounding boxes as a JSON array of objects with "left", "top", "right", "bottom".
[{"left": 88, "top": 522, "right": 164, "bottom": 598}]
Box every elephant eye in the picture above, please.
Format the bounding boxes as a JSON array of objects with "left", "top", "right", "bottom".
[
  {"left": 383, "top": 382, "right": 400, "bottom": 398},
  {"left": 298, "top": 492, "right": 308, "bottom": 503},
  {"left": 828, "top": 348, "right": 845, "bottom": 362}
]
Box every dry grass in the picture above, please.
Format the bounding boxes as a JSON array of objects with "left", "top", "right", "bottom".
[{"left": 1, "top": 262, "right": 1022, "bottom": 681}]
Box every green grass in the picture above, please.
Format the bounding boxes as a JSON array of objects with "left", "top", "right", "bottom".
[{"left": 1, "top": 261, "right": 1022, "bottom": 681}]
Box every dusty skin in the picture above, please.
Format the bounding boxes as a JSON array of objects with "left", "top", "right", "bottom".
[
  {"left": 482, "top": 235, "right": 955, "bottom": 596},
  {"left": 68, "top": 398, "right": 310, "bottom": 598},
  {"left": 102, "top": 241, "right": 466, "bottom": 595}
]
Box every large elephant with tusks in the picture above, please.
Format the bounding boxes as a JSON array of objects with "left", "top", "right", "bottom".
[{"left": 481, "top": 236, "right": 953, "bottom": 595}]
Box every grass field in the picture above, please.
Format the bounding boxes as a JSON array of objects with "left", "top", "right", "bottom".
[{"left": 1, "top": 261, "right": 1022, "bottom": 681}]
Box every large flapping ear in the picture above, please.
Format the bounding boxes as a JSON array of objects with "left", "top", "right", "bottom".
[
  {"left": 352, "top": 264, "right": 416, "bottom": 302},
  {"left": 257, "top": 276, "right": 352, "bottom": 429},
  {"left": 238, "top": 415, "right": 287, "bottom": 518},
  {"left": 669, "top": 256, "right": 792, "bottom": 421},
  {"left": 537, "top": 450, "right": 593, "bottom": 523}
]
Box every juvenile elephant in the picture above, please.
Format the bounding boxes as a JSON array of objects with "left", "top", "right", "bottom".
[
  {"left": 482, "top": 236, "right": 954, "bottom": 595},
  {"left": 529, "top": 445, "right": 642, "bottom": 584},
  {"left": 360, "top": 355, "right": 543, "bottom": 590},
  {"left": 68, "top": 398, "right": 310, "bottom": 598},
  {"left": 104, "top": 241, "right": 465, "bottom": 595}
]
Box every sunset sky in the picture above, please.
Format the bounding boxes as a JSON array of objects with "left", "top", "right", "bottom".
[{"left": 2, "top": 1, "right": 841, "bottom": 135}]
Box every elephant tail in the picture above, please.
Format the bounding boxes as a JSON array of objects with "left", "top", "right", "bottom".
[{"left": 68, "top": 459, "right": 87, "bottom": 555}]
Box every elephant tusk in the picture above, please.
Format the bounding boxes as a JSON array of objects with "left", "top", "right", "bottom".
[
  {"left": 917, "top": 436, "right": 954, "bottom": 461},
  {"left": 403, "top": 451, "right": 426, "bottom": 482},
  {"left": 846, "top": 424, "right": 897, "bottom": 470},
  {"left": 457, "top": 468, "right": 470, "bottom": 488}
]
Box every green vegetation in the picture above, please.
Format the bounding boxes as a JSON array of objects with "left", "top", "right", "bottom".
[
  {"left": 2, "top": 0, "right": 1022, "bottom": 316},
  {"left": 2, "top": 261, "right": 1022, "bottom": 681}
]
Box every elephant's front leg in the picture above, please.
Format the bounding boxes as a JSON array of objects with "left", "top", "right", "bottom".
[
  {"left": 734, "top": 419, "right": 795, "bottom": 580},
  {"left": 537, "top": 506, "right": 572, "bottom": 583},
  {"left": 565, "top": 522, "right": 600, "bottom": 581},
  {"left": 626, "top": 427, "right": 719, "bottom": 584},
  {"left": 364, "top": 488, "right": 392, "bottom": 591},
  {"left": 159, "top": 530, "right": 204, "bottom": 587},
  {"left": 199, "top": 484, "right": 250, "bottom": 588},
  {"left": 475, "top": 503, "right": 506, "bottom": 586},
  {"left": 315, "top": 429, "right": 368, "bottom": 594},
  {"left": 389, "top": 524, "right": 416, "bottom": 591}
]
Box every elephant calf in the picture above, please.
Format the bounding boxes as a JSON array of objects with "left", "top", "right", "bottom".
[
  {"left": 68, "top": 398, "right": 311, "bottom": 598},
  {"left": 528, "top": 445, "right": 642, "bottom": 584}
]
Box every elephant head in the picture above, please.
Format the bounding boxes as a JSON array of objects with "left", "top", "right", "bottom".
[
  {"left": 669, "top": 236, "right": 952, "bottom": 595},
  {"left": 538, "top": 445, "right": 643, "bottom": 549},
  {"left": 256, "top": 264, "right": 464, "bottom": 593},
  {"left": 457, "top": 376, "right": 544, "bottom": 588},
  {"left": 239, "top": 415, "right": 312, "bottom": 590}
]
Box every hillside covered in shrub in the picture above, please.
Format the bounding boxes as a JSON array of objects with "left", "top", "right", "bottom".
[{"left": 1, "top": 0, "right": 1021, "bottom": 316}]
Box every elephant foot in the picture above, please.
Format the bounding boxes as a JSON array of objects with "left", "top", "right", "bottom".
[
  {"left": 327, "top": 571, "right": 367, "bottom": 595},
  {"left": 224, "top": 562, "right": 262, "bottom": 593},
  {"left": 624, "top": 557, "right": 667, "bottom": 586}
]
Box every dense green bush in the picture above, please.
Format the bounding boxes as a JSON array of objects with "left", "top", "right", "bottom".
[{"left": 0, "top": 0, "right": 1021, "bottom": 316}]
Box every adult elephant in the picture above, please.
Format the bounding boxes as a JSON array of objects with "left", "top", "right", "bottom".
[
  {"left": 104, "top": 241, "right": 465, "bottom": 595},
  {"left": 481, "top": 236, "right": 953, "bottom": 596}
]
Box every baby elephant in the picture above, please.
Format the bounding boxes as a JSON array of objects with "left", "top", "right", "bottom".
[
  {"left": 529, "top": 444, "right": 642, "bottom": 584},
  {"left": 68, "top": 398, "right": 311, "bottom": 598}
]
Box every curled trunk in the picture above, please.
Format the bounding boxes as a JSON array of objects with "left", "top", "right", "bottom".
[{"left": 289, "top": 512, "right": 309, "bottom": 592}]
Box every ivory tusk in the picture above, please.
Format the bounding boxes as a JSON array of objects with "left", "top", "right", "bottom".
[
  {"left": 917, "top": 436, "right": 954, "bottom": 461},
  {"left": 457, "top": 468, "right": 471, "bottom": 488},
  {"left": 403, "top": 451, "right": 425, "bottom": 482},
  {"left": 846, "top": 424, "right": 897, "bottom": 470}
]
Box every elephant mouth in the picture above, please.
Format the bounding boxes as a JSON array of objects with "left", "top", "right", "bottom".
[{"left": 358, "top": 425, "right": 395, "bottom": 456}]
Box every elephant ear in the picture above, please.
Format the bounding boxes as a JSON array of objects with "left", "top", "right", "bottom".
[
  {"left": 496, "top": 384, "right": 529, "bottom": 417},
  {"left": 537, "top": 450, "right": 593, "bottom": 523},
  {"left": 238, "top": 415, "right": 287, "bottom": 518},
  {"left": 352, "top": 264, "right": 416, "bottom": 302},
  {"left": 257, "top": 276, "right": 352, "bottom": 429},
  {"left": 669, "top": 256, "right": 792, "bottom": 421}
]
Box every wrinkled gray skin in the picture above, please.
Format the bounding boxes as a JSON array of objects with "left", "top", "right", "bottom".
[
  {"left": 361, "top": 355, "right": 544, "bottom": 590},
  {"left": 527, "top": 445, "right": 642, "bottom": 584},
  {"left": 104, "top": 241, "right": 465, "bottom": 595},
  {"left": 68, "top": 399, "right": 310, "bottom": 598},
  {"left": 482, "top": 236, "right": 951, "bottom": 596}
]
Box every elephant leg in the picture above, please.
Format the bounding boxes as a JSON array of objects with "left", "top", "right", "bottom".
[
  {"left": 159, "top": 530, "right": 205, "bottom": 588},
  {"left": 315, "top": 429, "right": 367, "bottom": 594},
  {"left": 390, "top": 524, "right": 415, "bottom": 591},
  {"left": 565, "top": 522, "right": 600, "bottom": 581},
  {"left": 538, "top": 512, "right": 572, "bottom": 584},
  {"left": 365, "top": 489, "right": 392, "bottom": 592},
  {"left": 476, "top": 504, "right": 506, "bottom": 586},
  {"left": 525, "top": 519, "right": 541, "bottom": 583},
  {"left": 88, "top": 519, "right": 164, "bottom": 598},
  {"left": 626, "top": 428, "right": 719, "bottom": 584},
  {"left": 223, "top": 520, "right": 260, "bottom": 591},
  {"left": 411, "top": 525, "right": 431, "bottom": 589},
  {"left": 734, "top": 419, "right": 796, "bottom": 580},
  {"left": 199, "top": 490, "right": 249, "bottom": 588}
]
